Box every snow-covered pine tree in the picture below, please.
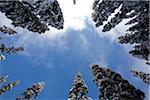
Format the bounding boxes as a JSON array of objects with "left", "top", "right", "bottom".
[
  {"left": 0, "top": 26, "right": 17, "bottom": 39},
  {"left": 0, "top": 1, "right": 49, "bottom": 33},
  {"left": 16, "top": 81, "right": 45, "bottom": 100},
  {"left": 0, "top": 44, "right": 24, "bottom": 61},
  {"left": 90, "top": 64, "right": 145, "bottom": 100},
  {"left": 131, "top": 70, "right": 150, "bottom": 85},
  {"left": 33, "top": 0, "right": 64, "bottom": 29},
  {"left": 0, "top": 0, "right": 64, "bottom": 33},
  {"left": 0, "top": 26, "right": 24, "bottom": 61},
  {"left": 0, "top": 44, "right": 24, "bottom": 54},
  {"left": 92, "top": 0, "right": 149, "bottom": 64},
  {"left": 0, "top": 26, "right": 17, "bottom": 35},
  {"left": 0, "top": 80, "right": 20, "bottom": 95},
  {"left": 68, "top": 72, "right": 92, "bottom": 100}
]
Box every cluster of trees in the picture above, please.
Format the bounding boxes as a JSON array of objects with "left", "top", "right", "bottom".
[
  {"left": 68, "top": 72, "right": 92, "bottom": 100},
  {"left": 0, "top": 26, "right": 24, "bottom": 61},
  {"left": 92, "top": 0, "right": 149, "bottom": 64},
  {"left": 0, "top": 1, "right": 63, "bottom": 99},
  {"left": 68, "top": 64, "right": 149, "bottom": 100},
  {"left": 0, "top": 0, "right": 149, "bottom": 99},
  {"left": 0, "top": 0, "right": 149, "bottom": 63},
  {"left": 0, "top": 64, "right": 149, "bottom": 99},
  {"left": 0, "top": 74, "right": 44, "bottom": 99}
]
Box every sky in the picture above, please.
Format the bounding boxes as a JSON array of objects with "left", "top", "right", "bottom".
[{"left": 0, "top": 0, "right": 150, "bottom": 100}]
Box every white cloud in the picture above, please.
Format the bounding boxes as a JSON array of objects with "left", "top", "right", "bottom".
[
  {"left": 93, "top": 17, "right": 136, "bottom": 43},
  {"left": 44, "top": 0, "right": 133, "bottom": 41},
  {"left": 43, "top": 0, "right": 94, "bottom": 37},
  {"left": 0, "top": 0, "right": 130, "bottom": 41},
  {"left": 58, "top": 0, "right": 93, "bottom": 29},
  {"left": 0, "top": 0, "right": 94, "bottom": 39},
  {"left": 79, "top": 34, "right": 89, "bottom": 51}
]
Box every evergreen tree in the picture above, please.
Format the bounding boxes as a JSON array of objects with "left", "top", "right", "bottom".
[
  {"left": 92, "top": 0, "right": 149, "bottom": 64},
  {"left": 16, "top": 81, "right": 45, "bottom": 100},
  {"left": 0, "top": 26, "right": 24, "bottom": 61},
  {"left": 0, "top": 1, "right": 49, "bottom": 33},
  {"left": 68, "top": 72, "right": 92, "bottom": 100},
  {"left": 131, "top": 70, "right": 150, "bottom": 85},
  {"left": 0, "top": 25, "right": 17, "bottom": 39},
  {"left": 0, "top": 44, "right": 24, "bottom": 61},
  {"left": 0, "top": 44, "right": 24, "bottom": 54},
  {"left": 33, "top": 0, "right": 64, "bottom": 29},
  {"left": 90, "top": 64, "right": 145, "bottom": 100},
  {"left": 0, "top": 26, "right": 17, "bottom": 35},
  {"left": 0, "top": 80, "right": 20, "bottom": 95},
  {"left": 0, "top": 0, "right": 64, "bottom": 33}
]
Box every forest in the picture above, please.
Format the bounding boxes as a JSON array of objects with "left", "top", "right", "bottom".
[{"left": 0, "top": 0, "right": 149, "bottom": 100}]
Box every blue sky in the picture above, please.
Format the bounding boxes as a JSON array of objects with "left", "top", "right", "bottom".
[
  {"left": 0, "top": 22, "right": 149, "bottom": 99},
  {"left": 0, "top": 0, "right": 150, "bottom": 100}
]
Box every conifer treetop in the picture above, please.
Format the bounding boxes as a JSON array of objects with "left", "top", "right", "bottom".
[
  {"left": 131, "top": 70, "right": 150, "bottom": 85},
  {"left": 92, "top": 0, "right": 149, "bottom": 64},
  {"left": 0, "top": 0, "right": 64, "bottom": 33},
  {"left": 0, "top": 44, "right": 24, "bottom": 54},
  {"left": 0, "top": 80, "right": 20, "bottom": 95},
  {"left": 69, "top": 71, "right": 92, "bottom": 100},
  {"left": 0, "top": 26, "right": 17, "bottom": 35},
  {"left": 16, "top": 81, "right": 45, "bottom": 100},
  {"left": 90, "top": 64, "right": 145, "bottom": 100}
]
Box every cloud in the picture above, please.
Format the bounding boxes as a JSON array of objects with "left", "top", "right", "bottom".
[
  {"left": 0, "top": 0, "right": 94, "bottom": 39},
  {"left": 41, "top": 0, "right": 94, "bottom": 38},
  {"left": 0, "top": 0, "right": 132, "bottom": 41},
  {"left": 0, "top": 0, "right": 148, "bottom": 71},
  {"left": 58, "top": 0, "right": 93, "bottom": 30}
]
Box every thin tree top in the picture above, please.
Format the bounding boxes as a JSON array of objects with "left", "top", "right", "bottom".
[{"left": 68, "top": 71, "right": 92, "bottom": 100}]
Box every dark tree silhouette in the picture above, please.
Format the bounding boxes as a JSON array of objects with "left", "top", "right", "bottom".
[
  {"left": 131, "top": 70, "right": 150, "bottom": 85},
  {"left": 0, "top": 1, "right": 49, "bottom": 33},
  {"left": 68, "top": 72, "right": 92, "bottom": 100},
  {"left": 0, "top": 0, "right": 64, "bottom": 33},
  {"left": 0, "top": 80, "right": 20, "bottom": 95},
  {"left": 90, "top": 64, "right": 145, "bottom": 100},
  {"left": 16, "top": 82, "right": 45, "bottom": 100},
  {"left": 0, "top": 26, "right": 24, "bottom": 61},
  {"left": 33, "top": 0, "right": 64, "bottom": 29},
  {"left": 0, "top": 26, "right": 17, "bottom": 35},
  {"left": 0, "top": 44, "right": 24, "bottom": 54},
  {"left": 92, "top": 0, "right": 149, "bottom": 64}
]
